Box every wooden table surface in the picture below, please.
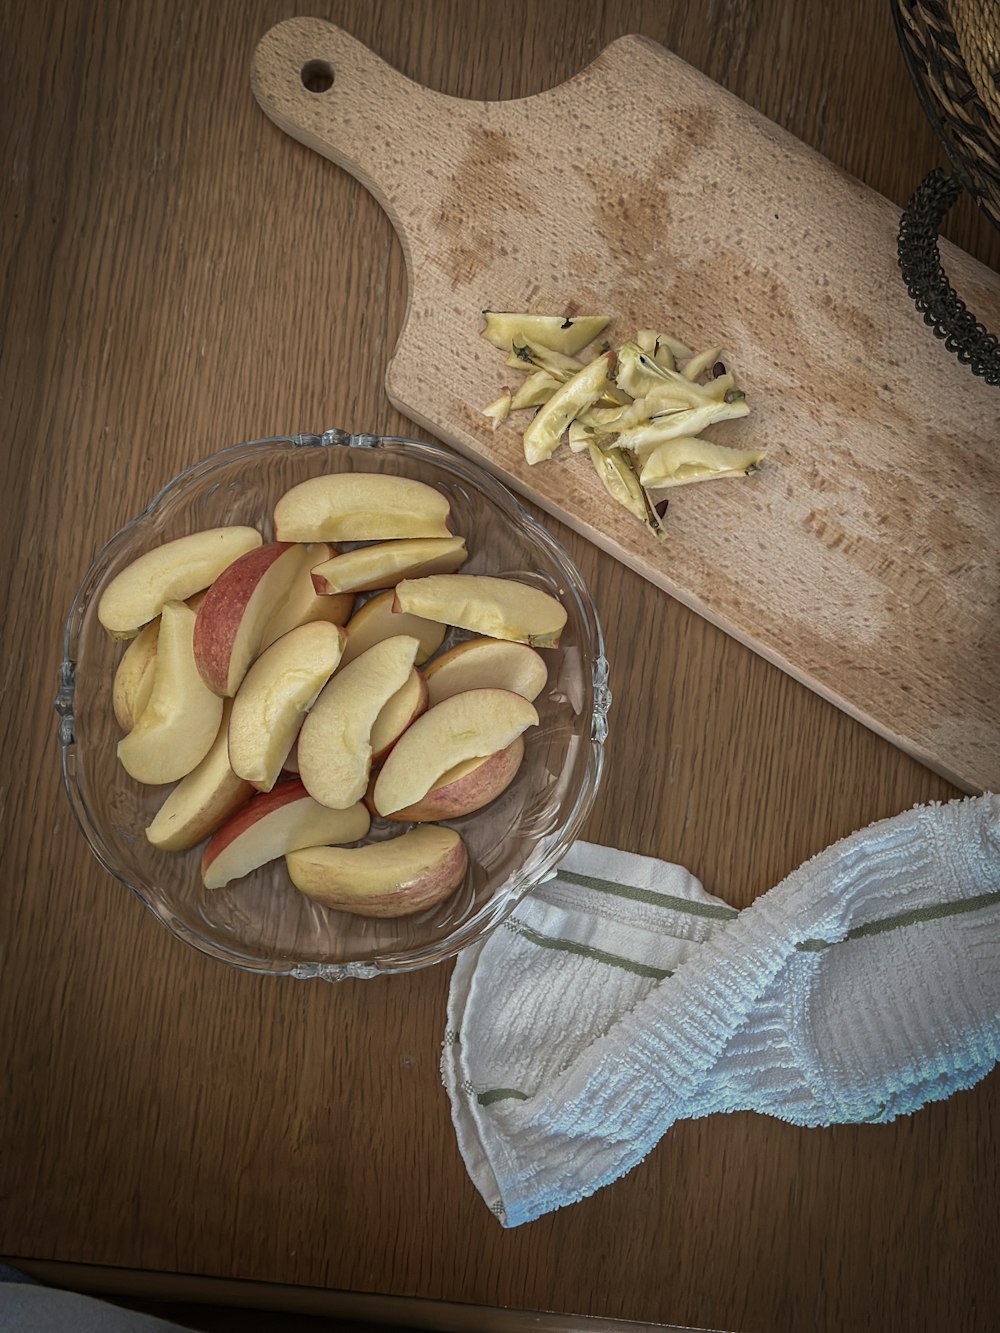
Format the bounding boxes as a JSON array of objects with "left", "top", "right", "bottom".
[{"left": 3, "top": 3, "right": 998, "bottom": 1331}]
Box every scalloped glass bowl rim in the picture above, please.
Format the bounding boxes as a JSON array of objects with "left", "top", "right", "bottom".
[{"left": 58, "top": 430, "right": 608, "bottom": 979}]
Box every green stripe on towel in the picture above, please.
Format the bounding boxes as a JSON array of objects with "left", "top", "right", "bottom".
[
  {"left": 559, "top": 869, "right": 740, "bottom": 920},
  {"left": 514, "top": 922, "right": 673, "bottom": 981},
  {"left": 796, "top": 888, "right": 1000, "bottom": 952},
  {"left": 477, "top": 1087, "right": 530, "bottom": 1107}
]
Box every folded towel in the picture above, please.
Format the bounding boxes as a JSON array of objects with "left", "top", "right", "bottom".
[{"left": 442, "top": 794, "right": 1000, "bottom": 1227}]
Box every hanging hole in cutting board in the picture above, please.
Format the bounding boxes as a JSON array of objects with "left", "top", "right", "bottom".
[{"left": 300, "top": 60, "right": 334, "bottom": 94}]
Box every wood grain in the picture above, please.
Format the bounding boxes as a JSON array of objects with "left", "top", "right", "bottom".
[
  {"left": 251, "top": 18, "right": 1000, "bottom": 796},
  {"left": 2, "top": 3, "right": 998, "bottom": 1332}
]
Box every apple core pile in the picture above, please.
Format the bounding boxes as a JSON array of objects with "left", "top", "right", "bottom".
[{"left": 481, "top": 311, "right": 766, "bottom": 539}]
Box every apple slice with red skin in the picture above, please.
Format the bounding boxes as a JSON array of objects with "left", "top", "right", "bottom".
[
  {"left": 258, "top": 543, "right": 353, "bottom": 650},
  {"left": 274, "top": 473, "right": 452, "bottom": 542},
  {"left": 286, "top": 825, "right": 467, "bottom": 917},
  {"left": 376, "top": 735, "right": 524, "bottom": 822},
  {"left": 193, "top": 541, "right": 306, "bottom": 697},
  {"left": 393, "top": 575, "right": 567, "bottom": 649},
  {"left": 310, "top": 536, "right": 467, "bottom": 595},
  {"left": 117, "top": 600, "right": 224, "bottom": 784},
  {"left": 227, "top": 620, "right": 347, "bottom": 793},
  {"left": 145, "top": 699, "right": 253, "bottom": 851},
  {"left": 423, "top": 637, "right": 548, "bottom": 707},
  {"left": 340, "top": 590, "right": 445, "bottom": 667},
  {"left": 113, "top": 618, "right": 161, "bottom": 730},
  {"left": 201, "top": 779, "right": 370, "bottom": 890},
  {"left": 297, "top": 635, "right": 421, "bottom": 810},
  {"left": 98, "top": 526, "right": 262, "bottom": 639},
  {"left": 371, "top": 687, "right": 538, "bottom": 817}
]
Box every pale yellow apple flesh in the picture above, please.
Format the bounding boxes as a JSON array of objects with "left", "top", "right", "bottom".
[
  {"left": 382, "top": 735, "right": 524, "bottom": 822},
  {"left": 282, "top": 735, "right": 300, "bottom": 773},
  {"left": 310, "top": 536, "right": 467, "bottom": 595},
  {"left": 273, "top": 473, "right": 452, "bottom": 541},
  {"left": 145, "top": 700, "right": 253, "bottom": 850},
  {"left": 117, "top": 601, "right": 225, "bottom": 784},
  {"left": 423, "top": 637, "right": 548, "bottom": 707},
  {"left": 369, "top": 668, "right": 428, "bottom": 762},
  {"left": 259, "top": 543, "right": 353, "bottom": 649},
  {"left": 286, "top": 825, "right": 467, "bottom": 916},
  {"left": 481, "top": 312, "right": 610, "bottom": 357},
  {"left": 98, "top": 526, "right": 262, "bottom": 638},
  {"left": 201, "top": 780, "right": 370, "bottom": 890},
  {"left": 393, "top": 575, "right": 567, "bottom": 649},
  {"left": 112, "top": 618, "right": 160, "bottom": 730},
  {"left": 297, "top": 635, "right": 421, "bottom": 809},
  {"left": 340, "top": 590, "right": 446, "bottom": 667},
  {"left": 372, "top": 687, "right": 538, "bottom": 816},
  {"left": 193, "top": 542, "right": 305, "bottom": 697},
  {"left": 227, "top": 621, "right": 347, "bottom": 792}
]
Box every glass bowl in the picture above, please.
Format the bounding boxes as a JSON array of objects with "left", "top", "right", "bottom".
[{"left": 57, "top": 430, "right": 609, "bottom": 979}]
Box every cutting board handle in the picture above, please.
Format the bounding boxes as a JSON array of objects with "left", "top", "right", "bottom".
[{"left": 252, "top": 18, "right": 475, "bottom": 226}]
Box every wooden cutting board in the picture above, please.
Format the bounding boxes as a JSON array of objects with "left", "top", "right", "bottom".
[{"left": 252, "top": 18, "right": 1000, "bottom": 794}]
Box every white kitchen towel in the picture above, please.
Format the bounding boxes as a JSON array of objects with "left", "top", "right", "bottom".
[{"left": 442, "top": 793, "right": 1000, "bottom": 1227}]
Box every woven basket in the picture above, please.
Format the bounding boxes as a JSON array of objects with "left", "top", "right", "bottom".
[{"left": 891, "top": 0, "right": 1000, "bottom": 382}]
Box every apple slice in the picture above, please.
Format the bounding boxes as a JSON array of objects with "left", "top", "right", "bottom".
[
  {"left": 372, "top": 687, "right": 538, "bottom": 816},
  {"left": 481, "top": 312, "right": 610, "bottom": 357},
  {"left": 380, "top": 735, "right": 524, "bottom": 822},
  {"left": 117, "top": 601, "right": 224, "bottom": 784},
  {"left": 274, "top": 473, "right": 452, "bottom": 541},
  {"left": 393, "top": 575, "right": 567, "bottom": 649},
  {"left": 193, "top": 542, "right": 305, "bottom": 697},
  {"left": 228, "top": 620, "right": 347, "bottom": 792},
  {"left": 145, "top": 700, "right": 253, "bottom": 850},
  {"left": 259, "top": 543, "right": 353, "bottom": 649},
  {"left": 370, "top": 668, "right": 428, "bottom": 763},
  {"left": 282, "top": 736, "right": 300, "bottom": 773},
  {"left": 98, "top": 526, "right": 262, "bottom": 638},
  {"left": 310, "top": 536, "right": 467, "bottom": 595},
  {"left": 340, "top": 590, "right": 446, "bottom": 667},
  {"left": 286, "top": 826, "right": 467, "bottom": 917},
  {"left": 297, "top": 635, "right": 421, "bottom": 809},
  {"left": 112, "top": 618, "right": 161, "bottom": 730},
  {"left": 423, "top": 637, "right": 548, "bottom": 707},
  {"left": 201, "top": 780, "right": 369, "bottom": 890}
]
